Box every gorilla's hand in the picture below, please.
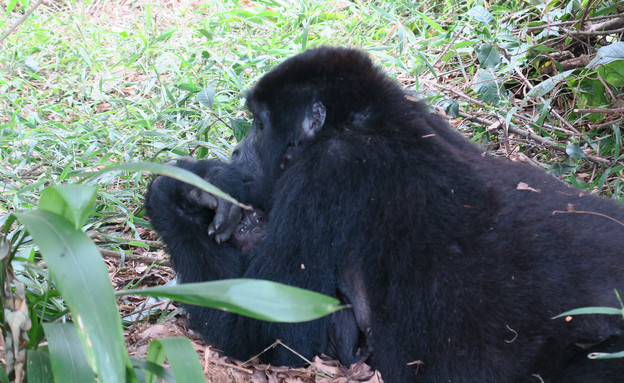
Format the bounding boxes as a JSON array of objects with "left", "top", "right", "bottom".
[
  {"left": 188, "top": 187, "right": 242, "bottom": 244},
  {"left": 162, "top": 157, "right": 247, "bottom": 244}
]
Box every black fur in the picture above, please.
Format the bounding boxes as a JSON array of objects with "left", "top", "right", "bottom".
[{"left": 145, "top": 47, "right": 624, "bottom": 382}]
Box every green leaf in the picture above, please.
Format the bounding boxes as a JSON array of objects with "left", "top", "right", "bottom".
[
  {"left": 197, "top": 28, "right": 213, "bottom": 40},
  {"left": 43, "top": 323, "right": 96, "bottom": 383},
  {"left": 576, "top": 78, "right": 608, "bottom": 108},
  {"left": 16, "top": 210, "right": 126, "bottom": 383},
  {"left": 440, "top": 99, "right": 459, "bottom": 118},
  {"left": 95, "top": 162, "right": 247, "bottom": 208},
  {"left": 0, "top": 359, "right": 8, "bottom": 383},
  {"left": 7, "top": 0, "right": 18, "bottom": 12},
  {"left": 415, "top": 11, "right": 445, "bottom": 32},
  {"left": 526, "top": 69, "right": 574, "bottom": 99},
  {"left": 122, "top": 279, "right": 344, "bottom": 322},
  {"left": 39, "top": 185, "right": 97, "bottom": 229},
  {"left": 130, "top": 358, "right": 175, "bottom": 382},
  {"left": 155, "top": 29, "right": 176, "bottom": 42},
  {"left": 476, "top": 44, "right": 500, "bottom": 69},
  {"left": 230, "top": 117, "right": 251, "bottom": 142},
  {"left": 467, "top": 6, "right": 493, "bottom": 24},
  {"left": 565, "top": 143, "right": 585, "bottom": 159},
  {"left": 588, "top": 42, "right": 624, "bottom": 69},
  {"left": 145, "top": 338, "right": 204, "bottom": 383},
  {"left": 553, "top": 306, "right": 623, "bottom": 318},
  {"left": 589, "top": 350, "right": 624, "bottom": 359},
  {"left": 26, "top": 350, "right": 52, "bottom": 383},
  {"left": 474, "top": 69, "right": 501, "bottom": 105},
  {"left": 196, "top": 86, "right": 216, "bottom": 109},
  {"left": 176, "top": 83, "right": 202, "bottom": 92},
  {"left": 596, "top": 59, "right": 624, "bottom": 88}
]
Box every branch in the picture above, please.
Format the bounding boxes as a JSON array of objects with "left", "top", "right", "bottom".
[
  {"left": 457, "top": 111, "right": 610, "bottom": 164},
  {"left": 99, "top": 248, "right": 171, "bottom": 267},
  {"left": 0, "top": 0, "right": 45, "bottom": 44},
  {"left": 574, "top": 108, "right": 624, "bottom": 115}
]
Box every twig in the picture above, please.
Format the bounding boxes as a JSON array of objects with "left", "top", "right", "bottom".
[
  {"left": 511, "top": 14, "right": 624, "bottom": 33},
  {"left": 513, "top": 67, "right": 580, "bottom": 135},
  {"left": 562, "top": 26, "right": 624, "bottom": 36},
  {"left": 539, "top": 55, "right": 590, "bottom": 75},
  {"left": 0, "top": 0, "right": 45, "bottom": 45},
  {"left": 432, "top": 25, "right": 466, "bottom": 69},
  {"left": 243, "top": 339, "right": 312, "bottom": 366},
  {"left": 457, "top": 111, "right": 611, "bottom": 164},
  {"left": 422, "top": 78, "right": 573, "bottom": 135},
  {"left": 422, "top": 79, "right": 614, "bottom": 164},
  {"left": 205, "top": 346, "right": 254, "bottom": 374},
  {"left": 578, "top": 0, "right": 595, "bottom": 30},
  {"left": 552, "top": 210, "right": 624, "bottom": 228},
  {"left": 593, "top": 117, "right": 624, "bottom": 129},
  {"left": 99, "top": 248, "right": 171, "bottom": 266},
  {"left": 574, "top": 108, "right": 624, "bottom": 115}
]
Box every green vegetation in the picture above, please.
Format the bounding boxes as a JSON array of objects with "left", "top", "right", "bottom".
[{"left": 0, "top": 0, "right": 623, "bottom": 381}]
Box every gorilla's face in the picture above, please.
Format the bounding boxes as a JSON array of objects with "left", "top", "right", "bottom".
[{"left": 230, "top": 93, "right": 326, "bottom": 209}]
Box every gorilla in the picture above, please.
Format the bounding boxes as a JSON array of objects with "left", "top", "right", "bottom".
[
  {"left": 229, "top": 208, "right": 267, "bottom": 254},
  {"left": 145, "top": 47, "right": 624, "bottom": 382}
]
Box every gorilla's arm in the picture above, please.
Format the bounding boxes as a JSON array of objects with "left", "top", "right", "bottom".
[{"left": 145, "top": 158, "right": 247, "bottom": 281}]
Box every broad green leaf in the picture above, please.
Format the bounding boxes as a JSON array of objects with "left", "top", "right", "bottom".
[
  {"left": 474, "top": 69, "right": 501, "bottom": 105},
  {"left": 130, "top": 358, "right": 175, "bottom": 382},
  {"left": 123, "top": 279, "right": 343, "bottom": 322},
  {"left": 553, "top": 306, "right": 623, "bottom": 318},
  {"left": 16, "top": 210, "right": 126, "bottom": 383},
  {"left": 565, "top": 143, "right": 585, "bottom": 159},
  {"left": 39, "top": 185, "right": 96, "bottom": 229},
  {"left": 26, "top": 350, "right": 52, "bottom": 383},
  {"left": 95, "top": 162, "right": 247, "bottom": 208},
  {"left": 230, "top": 117, "right": 252, "bottom": 142},
  {"left": 196, "top": 86, "right": 216, "bottom": 109},
  {"left": 145, "top": 338, "right": 204, "bottom": 383},
  {"left": 576, "top": 78, "right": 608, "bottom": 108},
  {"left": 596, "top": 59, "right": 624, "bottom": 88},
  {"left": 440, "top": 99, "right": 459, "bottom": 118},
  {"left": 43, "top": 322, "right": 96, "bottom": 383},
  {"left": 588, "top": 42, "right": 624, "bottom": 69},
  {"left": 526, "top": 69, "right": 574, "bottom": 99},
  {"left": 467, "top": 6, "right": 493, "bottom": 24},
  {"left": 476, "top": 44, "right": 500, "bottom": 69},
  {"left": 197, "top": 28, "right": 213, "bottom": 40}
]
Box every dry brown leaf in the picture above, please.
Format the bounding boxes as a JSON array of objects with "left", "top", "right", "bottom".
[{"left": 516, "top": 182, "right": 541, "bottom": 193}]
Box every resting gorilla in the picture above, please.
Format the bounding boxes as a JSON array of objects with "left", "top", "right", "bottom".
[{"left": 145, "top": 47, "right": 624, "bottom": 382}]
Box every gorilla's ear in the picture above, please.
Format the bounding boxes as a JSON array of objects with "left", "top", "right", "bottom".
[{"left": 300, "top": 101, "right": 326, "bottom": 141}]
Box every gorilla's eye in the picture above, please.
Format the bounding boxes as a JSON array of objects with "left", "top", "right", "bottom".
[
  {"left": 254, "top": 214, "right": 265, "bottom": 223},
  {"left": 257, "top": 120, "right": 264, "bottom": 130}
]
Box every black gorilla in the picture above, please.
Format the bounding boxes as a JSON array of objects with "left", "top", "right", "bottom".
[
  {"left": 145, "top": 47, "right": 624, "bottom": 382},
  {"left": 229, "top": 208, "right": 267, "bottom": 254}
]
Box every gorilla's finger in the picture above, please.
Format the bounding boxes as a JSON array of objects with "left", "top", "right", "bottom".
[
  {"left": 211, "top": 204, "right": 242, "bottom": 242},
  {"left": 197, "top": 192, "right": 219, "bottom": 210}
]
